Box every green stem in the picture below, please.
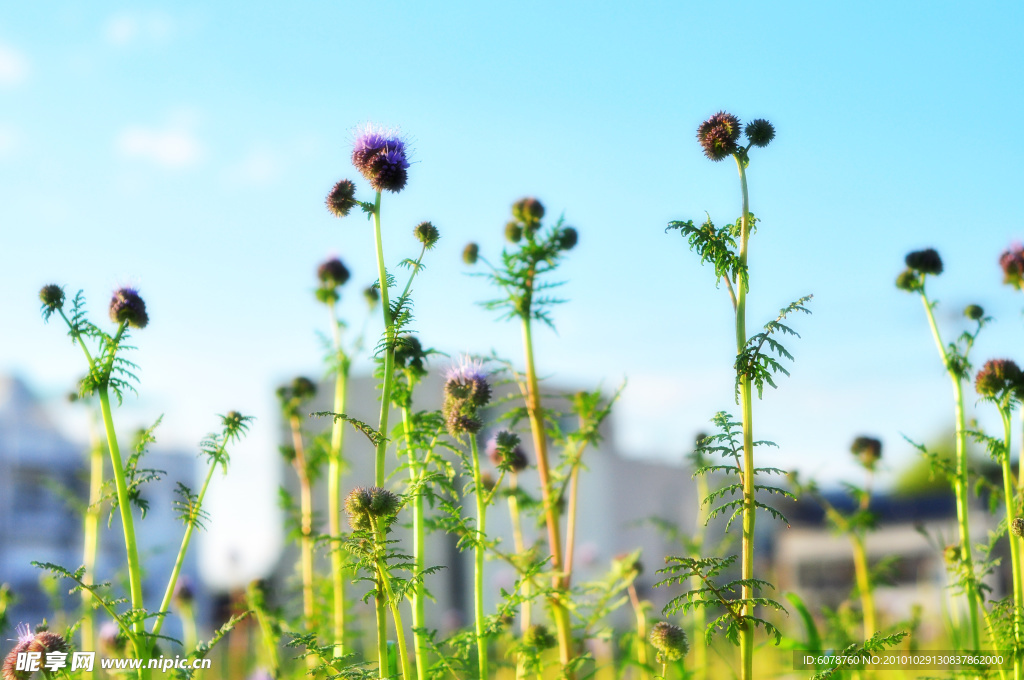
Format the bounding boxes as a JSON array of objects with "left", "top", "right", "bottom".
[
  {"left": 470, "top": 436, "right": 489, "bottom": 680},
  {"left": 372, "top": 191, "right": 397, "bottom": 488},
  {"left": 152, "top": 449, "right": 221, "bottom": 638},
  {"left": 920, "top": 291, "right": 982, "bottom": 650},
  {"left": 179, "top": 601, "right": 197, "bottom": 653},
  {"left": 372, "top": 517, "right": 414, "bottom": 680},
  {"left": 734, "top": 153, "right": 754, "bottom": 680},
  {"left": 521, "top": 315, "right": 574, "bottom": 676},
  {"left": 691, "top": 466, "right": 709, "bottom": 680},
  {"left": 403, "top": 401, "right": 428, "bottom": 680},
  {"left": 851, "top": 534, "right": 876, "bottom": 639},
  {"left": 628, "top": 584, "right": 649, "bottom": 680},
  {"left": 1000, "top": 408, "right": 1022, "bottom": 680},
  {"left": 328, "top": 303, "right": 350, "bottom": 658},
  {"left": 81, "top": 411, "right": 103, "bottom": 653}
]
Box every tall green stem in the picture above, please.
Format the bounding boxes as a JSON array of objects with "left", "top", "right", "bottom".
[
  {"left": 470, "top": 436, "right": 489, "bottom": 680},
  {"left": 851, "top": 535, "right": 876, "bottom": 639},
  {"left": 81, "top": 412, "right": 103, "bottom": 653},
  {"left": 372, "top": 191, "right": 396, "bottom": 488},
  {"left": 920, "top": 293, "right": 982, "bottom": 650},
  {"left": 521, "top": 315, "right": 574, "bottom": 676},
  {"left": 152, "top": 453, "right": 221, "bottom": 638},
  {"left": 733, "top": 154, "right": 754, "bottom": 680},
  {"left": 328, "top": 303, "right": 350, "bottom": 658},
  {"left": 403, "top": 402, "right": 428, "bottom": 680},
  {"left": 691, "top": 461, "right": 710, "bottom": 680},
  {"left": 999, "top": 409, "right": 1022, "bottom": 680}
]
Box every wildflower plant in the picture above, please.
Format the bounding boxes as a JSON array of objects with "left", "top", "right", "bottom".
[
  {"left": 896, "top": 250, "right": 987, "bottom": 649},
  {"left": 468, "top": 196, "right": 586, "bottom": 677},
  {"left": 36, "top": 285, "right": 250, "bottom": 677},
  {"left": 665, "top": 112, "right": 809, "bottom": 680}
]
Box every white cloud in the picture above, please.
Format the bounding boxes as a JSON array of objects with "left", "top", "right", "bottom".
[
  {"left": 0, "top": 44, "right": 29, "bottom": 87},
  {"left": 116, "top": 123, "right": 203, "bottom": 169},
  {"left": 104, "top": 11, "right": 174, "bottom": 47}
]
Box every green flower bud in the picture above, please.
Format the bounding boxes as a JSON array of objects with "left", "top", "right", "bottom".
[
  {"left": 326, "top": 179, "right": 357, "bottom": 218},
  {"left": 1012, "top": 518, "right": 1024, "bottom": 538},
  {"left": 650, "top": 621, "right": 689, "bottom": 661},
  {"left": 895, "top": 269, "right": 922, "bottom": 292},
  {"left": 850, "top": 436, "right": 882, "bottom": 470},
  {"left": 513, "top": 197, "right": 545, "bottom": 225},
  {"left": 414, "top": 221, "right": 440, "bottom": 249},
  {"left": 505, "top": 221, "right": 523, "bottom": 243},
  {"left": 964, "top": 304, "right": 984, "bottom": 321},
  {"left": 463, "top": 242, "right": 479, "bottom": 265},
  {"left": 557, "top": 227, "right": 578, "bottom": 251},
  {"left": 905, "top": 248, "right": 943, "bottom": 276},
  {"left": 744, "top": 119, "right": 775, "bottom": 147},
  {"left": 39, "top": 284, "right": 65, "bottom": 314}
]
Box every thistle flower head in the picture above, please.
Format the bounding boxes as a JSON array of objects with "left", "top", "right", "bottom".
[
  {"left": 512, "top": 197, "right": 545, "bottom": 227},
  {"left": 697, "top": 111, "right": 741, "bottom": 161},
  {"left": 462, "top": 242, "right": 479, "bottom": 265},
  {"left": 318, "top": 257, "right": 351, "bottom": 289},
  {"left": 745, "top": 119, "right": 775, "bottom": 147},
  {"left": 850, "top": 436, "right": 882, "bottom": 470},
  {"left": 414, "top": 221, "right": 440, "bottom": 249},
  {"left": 975, "top": 359, "right": 1024, "bottom": 399},
  {"left": 364, "top": 285, "right": 380, "bottom": 309},
  {"left": 487, "top": 430, "right": 528, "bottom": 472},
  {"left": 505, "top": 221, "right": 523, "bottom": 243},
  {"left": 445, "top": 357, "right": 491, "bottom": 408},
  {"left": 1000, "top": 243, "right": 1024, "bottom": 290},
  {"left": 905, "top": 248, "right": 943, "bottom": 276},
  {"left": 344, "top": 486, "right": 400, "bottom": 530},
  {"left": 351, "top": 124, "right": 409, "bottom": 193},
  {"left": 557, "top": 226, "right": 578, "bottom": 251},
  {"left": 649, "top": 621, "right": 689, "bottom": 661},
  {"left": 326, "top": 179, "right": 357, "bottom": 217},
  {"left": 964, "top": 304, "right": 985, "bottom": 321},
  {"left": 109, "top": 287, "right": 149, "bottom": 329},
  {"left": 523, "top": 624, "right": 556, "bottom": 650},
  {"left": 33, "top": 629, "right": 68, "bottom": 655},
  {"left": 895, "top": 268, "right": 922, "bottom": 292},
  {"left": 38, "top": 284, "right": 65, "bottom": 318},
  {"left": 1012, "top": 518, "right": 1024, "bottom": 538}
]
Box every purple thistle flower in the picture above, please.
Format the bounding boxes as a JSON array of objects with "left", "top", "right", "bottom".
[
  {"left": 1000, "top": 243, "right": 1024, "bottom": 290},
  {"left": 351, "top": 124, "right": 410, "bottom": 193},
  {"left": 109, "top": 286, "right": 149, "bottom": 329}
]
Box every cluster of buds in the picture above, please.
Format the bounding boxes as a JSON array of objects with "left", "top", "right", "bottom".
[
  {"left": 1000, "top": 244, "right": 1024, "bottom": 291},
  {"left": 442, "top": 358, "right": 491, "bottom": 437},
  {"left": 486, "top": 430, "right": 528, "bottom": 473},
  {"left": 696, "top": 111, "right": 775, "bottom": 162},
  {"left": 896, "top": 248, "right": 944, "bottom": 292},
  {"left": 975, "top": 359, "right": 1024, "bottom": 401},
  {"left": 276, "top": 376, "right": 317, "bottom": 419},
  {"left": 315, "top": 257, "right": 351, "bottom": 305},
  {"left": 344, "top": 486, "right": 401, "bottom": 531},
  {"left": 850, "top": 436, "right": 882, "bottom": 471},
  {"left": 508, "top": 197, "right": 545, "bottom": 241},
  {"left": 649, "top": 621, "right": 689, "bottom": 661},
  {"left": 3, "top": 623, "right": 69, "bottom": 680}
]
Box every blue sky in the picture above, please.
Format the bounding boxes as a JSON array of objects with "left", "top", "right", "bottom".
[{"left": 2, "top": 2, "right": 1022, "bottom": 584}]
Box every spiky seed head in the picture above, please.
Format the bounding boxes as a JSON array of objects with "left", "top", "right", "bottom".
[
  {"left": 352, "top": 124, "right": 410, "bottom": 193},
  {"left": 895, "top": 268, "right": 922, "bottom": 292},
  {"left": 414, "top": 221, "right": 440, "bottom": 249},
  {"left": 39, "top": 284, "right": 65, "bottom": 312},
  {"left": 463, "top": 242, "right": 479, "bottom": 265},
  {"left": 444, "top": 410, "right": 483, "bottom": 437},
  {"left": 558, "top": 227, "right": 578, "bottom": 251},
  {"left": 318, "top": 258, "right": 351, "bottom": 288},
  {"left": 745, "top": 118, "right": 775, "bottom": 147},
  {"left": 326, "top": 179, "right": 357, "bottom": 217},
  {"left": 513, "top": 197, "right": 545, "bottom": 225},
  {"left": 964, "top": 304, "right": 985, "bottom": 321},
  {"left": 1000, "top": 244, "right": 1024, "bottom": 290},
  {"left": 905, "top": 248, "right": 943, "bottom": 276},
  {"left": 505, "top": 221, "right": 523, "bottom": 243},
  {"left": 650, "top": 621, "right": 689, "bottom": 661},
  {"left": 1012, "top": 518, "right": 1024, "bottom": 538},
  {"left": 368, "top": 487, "right": 401, "bottom": 517},
  {"left": 109, "top": 287, "right": 149, "bottom": 329},
  {"left": 364, "top": 286, "right": 380, "bottom": 308},
  {"left": 344, "top": 486, "right": 375, "bottom": 530},
  {"left": 975, "top": 359, "right": 1024, "bottom": 398},
  {"left": 523, "top": 624, "right": 556, "bottom": 650},
  {"left": 850, "top": 436, "right": 882, "bottom": 470},
  {"left": 697, "top": 111, "right": 741, "bottom": 161}
]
